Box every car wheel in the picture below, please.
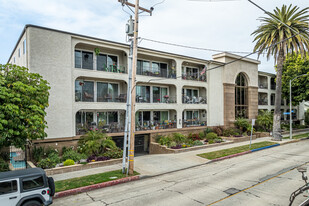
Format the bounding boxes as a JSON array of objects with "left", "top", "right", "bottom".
[{"left": 22, "top": 200, "right": 42, "bottom": 206}]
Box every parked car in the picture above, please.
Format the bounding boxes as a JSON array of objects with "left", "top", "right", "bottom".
[{"left": 0, "top": 168, "right": 55, "bottom": 206}]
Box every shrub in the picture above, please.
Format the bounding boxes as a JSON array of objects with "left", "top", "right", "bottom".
[
  {"left": 48, "top": 152, "right": 61, "bottom": 164},
  {"left": 213, "top": 126, "right": 223, "bottom": 136},
  {"left": 222, "top": 128, "right": 241, "bottom": 137},
  {"left": 188, "top": 133, "right": 201, "bottom": 141},
  {"left": 63, "top": 159, "right": 75, "bottom": 166},
  {"left": 235, "top": 118, "right": 250, "bottom": 132},
  {"left": 204, "top": 128, "right": 213, "bottom": 136},
  {"left": 96, "top": 156, "right": 110, "bottom": 161},
  {"left": 256, "top": 110, "right": 273, "bottom": 132},
  {"left": 208, "top": 139, "right": 214, "bottom": 144},
  {"left": 199, "top": 132, "right": 206, "bottom": 139},
  {"left": 193, "top": 140, "right": 203, "bottom": 146},
  {"left": 61, "top": 146, "right": 73, "bottom": 155},
  {"left": 0, "top": 158, "right": 9, "bottom": 172},
  {"left": 206, "top": 132, "right": 218, "bottom": 141},
  {"left": 78, "top": 130, "right": 117, "bottom": 156},
  {"left": 87, "top": 155, "right": 97, "bottom": 162},
  {"left": 172, "top": 133, "right": 186, "bottom": 144},
  {"left": 305, "top": 110, "right": 309, "bottom": 126},
  {"left": 37, "top": 158, "right": 57, "bottom": 169},
  {"left": 62, "top": 150, "right": 82, "bottom": 162},
  {"left": 158, "top": 136, "right": 173, "bottom": 147},
  {"left": 32, "top": 146, "right": 44, "bottom": 163},
  {"left": 45, "top": 146, "right": 58, "bottom": 156},
  {"left": 103, "top": 148, "right": 123, "bottom": 159},
  {"left": 214, "top": 138, "right": 223, "bottom": 143},
  {"left": 169, "top": 141, "right": 177, "bottom": 148}
]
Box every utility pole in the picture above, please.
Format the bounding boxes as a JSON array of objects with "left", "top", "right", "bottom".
[{"left": 118, "top": 0, "right": 153, "bottom": 175}]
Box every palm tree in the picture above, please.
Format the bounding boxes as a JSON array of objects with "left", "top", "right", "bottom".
[{"left": 252, "top": 4, "right": 309, "bottom": 140}]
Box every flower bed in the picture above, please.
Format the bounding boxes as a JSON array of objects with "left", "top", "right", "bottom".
[
  {"left": 155, "top": 131, "right": 224, "bottom": 150},
  {"left": 31, "top": 131, "right": 123, "bottom": 171}
]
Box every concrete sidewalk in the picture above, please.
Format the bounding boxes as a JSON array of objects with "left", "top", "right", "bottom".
[{"left": 51, "top": 130, "right": 309, "bottom": 181}]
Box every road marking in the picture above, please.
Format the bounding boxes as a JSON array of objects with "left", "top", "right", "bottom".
[{"left": 208, "top": 162, "right": 309, "bottom": 206}]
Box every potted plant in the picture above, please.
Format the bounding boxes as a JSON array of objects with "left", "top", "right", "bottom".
[{"left": 94, "top": 48, "right": 100, "bottom": 56}]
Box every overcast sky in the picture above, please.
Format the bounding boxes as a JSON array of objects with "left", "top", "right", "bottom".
[{"left": 0, "top": 0, "right": 308, "bottom": 73}]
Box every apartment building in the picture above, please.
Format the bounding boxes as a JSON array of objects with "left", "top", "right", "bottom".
[
  {"left": 9, "top": 25, "right": 301, "bottom": 152},
  {"left": 258, "top": 72, "right": 305, "bottom": 122}
]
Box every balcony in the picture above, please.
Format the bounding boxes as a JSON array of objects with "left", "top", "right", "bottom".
[
  {"left": 136, "top": 85, "right": 177, "bottom": 104},
  {"left": 97, "top": 65, "right": 126, "bottom": 74},
  {"left": 258, "top": 93, "right": 268, "bottom": 105},
  {"left": 182, "top": 119, "right": 207, "bottom": 127},
  {"left": 182, "top": 96, "right": 206, "bottom": 104},
  {"left": 135, "top": 120, "right": 177, "bottom": 131},
  {"left": 137, "top": 60, "right": 176, "bottom": 79},
  {"left": 76, "top": 110, "right": 125, "bottom": 135},
  {"left": 258, "top": 99, "right": 268, "bottom": 105},
  {"left": 258, "top": 75, "right": 268, "bottom": 89},
  {"left": 182, "top": 72, "right": 206, "bottom": 82}
]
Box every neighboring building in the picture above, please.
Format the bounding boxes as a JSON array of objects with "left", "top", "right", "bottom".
[
  {"left": 7, "top": 25, "right": 304, "bottom": 152},
  {"left": 258, "top": 71, "right": 305, "bottom": 122}
]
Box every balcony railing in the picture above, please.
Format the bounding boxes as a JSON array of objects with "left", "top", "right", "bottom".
[
  {"left": 182, "top": 73, "right": 206, "bottom": 82},
  {"left": 182, "top": 119, "right": 207, "bottom": 127},
  {"left": 76, "top": 122, "right": 125, "bottom": 135},
  {"left": 182, "top": 96, "right": 207, "bottom": 104},
  {"left": 135, "top": 120, "right": 177, "bottom": 131},
  {"left": 136, "top": 95, "right": 176, "bottom": 103},
  {"left": 259, "top": 84, "right": 268, "bottom": 89},
  {"left": 97, "top": 94, "right": 127, "bottom": 103},
  {"left": 258, "top": 99, "right": 268, "bottom": 105},
  {"left": 137, "top": 67, "right": 176, "bottom": 79},
  {"left": 98, "top": 65, "right": 126, "bottom": 74}
]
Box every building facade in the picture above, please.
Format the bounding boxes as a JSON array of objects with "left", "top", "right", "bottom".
[{"left": 7, "top": 25, "right": 303, "bottom": 152}]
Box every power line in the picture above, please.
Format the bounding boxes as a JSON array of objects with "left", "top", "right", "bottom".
[{"left": 140, "top": 37, "right": 254, "bottom": 54}]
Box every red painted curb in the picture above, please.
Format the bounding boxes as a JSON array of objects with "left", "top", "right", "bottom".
[
  {"left": 54, "top": 176, "right": 140, "bottom": 199},
  {"left": 211, "top": 150, "right": 252, "bottom": 162}
]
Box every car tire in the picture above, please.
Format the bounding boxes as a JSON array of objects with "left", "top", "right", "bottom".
[
  {"left": 48, "top": 177, "right": 55, "bottom": 196},
  {"left": 22, "top": 200, "right": 42, "bottom": 206}
]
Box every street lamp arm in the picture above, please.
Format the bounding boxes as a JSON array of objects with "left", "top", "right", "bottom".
[{"left": 291, "top": 73, "right": 309, "bottom": 82}]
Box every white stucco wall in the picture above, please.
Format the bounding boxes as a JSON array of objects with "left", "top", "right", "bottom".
[{"left": 28, "top": 27, "right": 73, "bottom": 138}]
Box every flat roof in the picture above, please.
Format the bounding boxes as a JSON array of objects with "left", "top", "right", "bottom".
[{"left": 8, "top": 24, "right": 224, "bottom": 66}]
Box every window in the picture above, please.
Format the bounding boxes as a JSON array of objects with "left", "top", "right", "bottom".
[
  {"left": 18, "top": 48, "right": 20, "bottom": 57},
  {"left": 75, "top": 50, "right": 93, "bottom": 70},
  {"left": 137, "top": 60, "right": 168, "bottom": 78},
  {"left": 97, "top": 54, "right": 118, "bottom": 72},
  {"left": 23, "top": 39, "right": 26, "bottom": 54},
  {"left": 0, "top": 180, "right": 17, "bottom": 195},
  {"left": 13, "top": 57, "right": 16, "bottom": 63},
  {"left": 97, "top": 82, "right": 118, "bottom": 102},
  {"left": 136, "top": 86, "right": 150, "bottom": 103},
  {"left": 22, "top": 176, "right": 44, "bottom": 191},
  {"left": 153, "top": 87, "right": 168, "bottom": 103},
  {"left": 75, "top": 80, "right": 94, "bottom": 102},
  {"left": 97, "top": 112, "right": 118, "bottom": 125},
  {"left": 153, "top": 111, "right": 169, "bottom": 122},
  {"left": 235, "top": 73, "right": 248, "bottom": 118},
  {"left": 136, "top": 111, "right": 151, "bottom": 126}
]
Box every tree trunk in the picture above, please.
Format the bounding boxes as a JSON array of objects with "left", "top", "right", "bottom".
[{"left": 272, "top": 48, "right": 284, "bottom": 141}]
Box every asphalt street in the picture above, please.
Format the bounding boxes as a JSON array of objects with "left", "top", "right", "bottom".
[{"left": 53, "top": 140, "right": 309, "bottom": 206}]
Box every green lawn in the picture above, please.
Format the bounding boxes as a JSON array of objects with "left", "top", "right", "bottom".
[
  {"left": 55, "top": 170, "right": 139, "bottom": 192},
  {"left": 197, "top": 141, "right": 278, "bottom": 160},
  {"left": 283, "top": 132, "right": 309, "bottom": 140}
]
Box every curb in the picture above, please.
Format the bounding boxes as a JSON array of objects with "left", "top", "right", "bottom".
[
  {"left": 251, "top": 144, "right": 280, "bottom": 152},
  {"left": 211, "top": 151, "right": 252, "bottom": 162},
  {"left": 54, "top": 176, "right": 139, "bottom": 199}
]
